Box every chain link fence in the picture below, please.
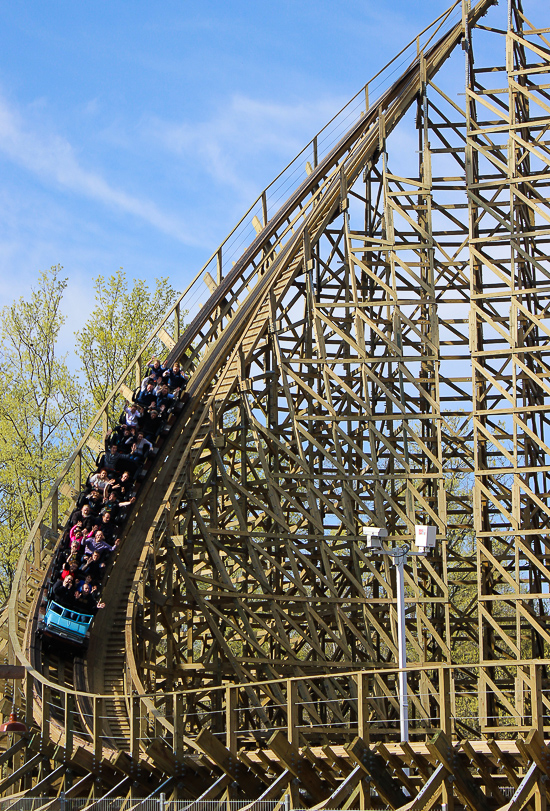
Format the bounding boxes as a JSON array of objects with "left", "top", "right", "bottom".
[{"left": 0, "top": 801, "right": 284, "bottom": 811}]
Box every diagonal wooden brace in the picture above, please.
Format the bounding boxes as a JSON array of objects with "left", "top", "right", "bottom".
[
  {"left": 427, "top": 731, "right": 489, "bottom": 811},
  {"left": 268, "top": 730, "right": 330, "bottom": 803},
  {"left": 346, "top": 736, "right": 408, "bottom": 809},
  {"left": 196, "top": 728, "right": 264, "bottom": 795}
]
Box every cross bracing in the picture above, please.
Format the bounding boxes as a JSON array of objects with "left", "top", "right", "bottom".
[{"left": 1, "top": 0, "right": 550, "bottom": 805}]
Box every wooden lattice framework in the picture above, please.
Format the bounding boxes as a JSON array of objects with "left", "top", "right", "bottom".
[
  {"left": 1, "top": 0, "right": 550, "bottom": 806},
  {"left": 128, "top": 0, "right": 550, "bottom": 729}
]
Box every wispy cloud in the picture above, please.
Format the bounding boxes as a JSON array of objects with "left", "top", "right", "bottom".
[
  {"left": 147, "top": 94, "right": 343, "bottom": 197},
  {"left": 0, "top": 94, "right": 191, "bottom": 243}
]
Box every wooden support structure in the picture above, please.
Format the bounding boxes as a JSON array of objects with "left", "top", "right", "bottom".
[
  {"left": 1, "top": 0, "right": 550, "bottom": 805},
  {"left": 268, "top": 731, "right": 329, "bottom": 803},
  {"left": 196, "top": 728, "right": 264, "bottom": 795}
]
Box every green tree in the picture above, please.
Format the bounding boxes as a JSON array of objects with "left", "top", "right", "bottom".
[
  {"left": 0, "top": 266, "right": 182, "bottom": 600},
  {"left": 75, "top": 269, "right": 178, "bottom": 420},
  {"left": 0, "top": 266, "right": 80, "bottom": 600}
]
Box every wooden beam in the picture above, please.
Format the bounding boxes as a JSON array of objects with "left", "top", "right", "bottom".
[
  {"left": 427, "top": 733, "right": 488, "bottom": 811},
  {"left": 226, "top": 685, "right": 237, "bottom": 755},
  {"left": 22, "top": 765, "right": 66, "bottom": 798},
  {"left": 0, "top": 753, "right": 43, "bottom": 794},
  {"left": 0, "top": 736, "right": 28, "bottom": 766},
  {"left": 240, "top": 769, "right": 291, "bottom": 809},
  {"left": 85, "top": 435, "right": 103, "bottom": 456},
  {"left": 398, "top": 763, "right": 448, "bottom": 811},
  {"left": 322, "top": 744, "right": 354, "bottom": 777},
  {"left": 497, "top": 762, "right": 539, "bottom": 811},
  {"left": 0, "top": 665, "right": 26, "bottom": 679},
  {"left": 311, "top": 764, "right": 363, "bottom": 810},
  {"left": 119, "top": 383, "right": 135, "bottom": 402},
  {"left": 376, "top": 741, "right": 416, "bottom": 795},
  {"left": 302, "top": 746, "right": 339, "bottom": 788},
  {"left": 192, "top": 773, "right": 232, "bottom": 801},
  {"left": 196, "top": 728, "right": 264, "bottom": 795},
  {"left": 204, "top": 272, "right": 218, "bottom": 294},
  {"left": 158, "top": 328, "right": 176, "bottom": 351},
  {"left": 346, "top": 736, "right": 408, "bottom": 809},
  {"left": 487, "top": 740, "right": 521, "bottom": 790},
  {"left": 268, "top": 730, "right": 329, "bottom": 803},
  {"left": 461, "top": 739, "right": 507, "bottom": 806},
  {"left": 517, "top": 730, "right": 547, "bottom": 773}
]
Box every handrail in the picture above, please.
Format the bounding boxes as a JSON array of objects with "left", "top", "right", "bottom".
[{"left": 5, "top": 657, "right": 545, "bottom": 706}]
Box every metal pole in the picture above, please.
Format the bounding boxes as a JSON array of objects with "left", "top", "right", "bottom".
[{"left": 395, "top": 554, "right": 409, "bottom": 742}]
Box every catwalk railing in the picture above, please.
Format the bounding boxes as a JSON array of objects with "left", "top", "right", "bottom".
[{"left": 1, "top": 662, "right": 548, "bottom": 768}]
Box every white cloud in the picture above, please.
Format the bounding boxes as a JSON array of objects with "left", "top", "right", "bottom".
[
  {"left": 0, "top": 94, "right": 191, "bottom": 243},
  {"left": 147, "top": 94, "right": 344, "bottom": 197}
]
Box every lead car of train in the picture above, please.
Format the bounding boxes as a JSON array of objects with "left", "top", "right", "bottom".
[{"left": 37, "top": 600, "right": 93, "bottom": 648}]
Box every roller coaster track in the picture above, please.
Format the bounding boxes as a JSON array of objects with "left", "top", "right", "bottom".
[
  {"left": 4, "top": 0, "right": 550, "bottom": 806},
  {"left": 82, "top": 0, "right": 495, "bottom": 739}
]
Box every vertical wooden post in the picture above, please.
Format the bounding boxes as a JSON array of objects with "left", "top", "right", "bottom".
[
  {"left": 217, "top": 248, "right": 223, "bottom": 285},
  {"left": 287, "top": 679, "right": 298, "bottom": 747},
  {"left": 64, "top": 692, "right": 74, "bottom": 762},
  {"left": 41, "top": 685, "right": 51, "bottom": 753},
  {"left": 442, "top": 777, "right": 455, "bottom": 811},
  {"left": 536, "top": 768, "right": 548, "bottom": 811},
  {"left": 175, "top": 305, "right": 181, "bottom": 342},
  {"left": 130, "top": 779, "right": 139, "bottom": 801},
  {"left": 261, "top": 191, "right": 268, "bottom": 227},
  {"left": 313, "top": 136, "right": 318, "bottom": 168},
  {"left": 531, "top": 663, "right": 543, "bottom": 734},
  {"left": 478, "top": 671, "right": 488, "bottom": 731},
  {"left": 51, "top": 488, "right": 59, "bottom": 535},
  {"left": 74, "top": 451, "right": 82, "bottom": 493},
  {"left": 226, "top": 686, "right": 238, "bottom": 756},
  {"left": 532, "top": 663, "right": 547, "bottom": 811},
  {"left": 173, "top": 692, "right": 184, "bottom": 774},
  {"left": 356, "top": 672, "right": 370, "bottom": 745},
  {"left": 515, "top": 668, "right": 525, "bottom": 725},
  {"left": 34, "top": 528, "right": 42, "bottom": 567},
  {"left": 440, "top": 669, "right": 455, "bottom": 810},
  {"left": 357, "top": 672, "right": 371, "bottom": 811},
  {"left": 93, "top": 696, "right": 103, "bottom": 769},
  {"left": 24, "top": 671, "right": 33, "bottom": 729},
  {"left": 339, "top": 165, "right": 348, "bottom": 208},
  {"left": 130, "top": 695, "right": 140, "bottom": 764},
  {"left": 439, "top": 666, "right": 452, "bottom": 737},
  {"left": 462, "top": 0, "right": 470, "bottom": 38}
]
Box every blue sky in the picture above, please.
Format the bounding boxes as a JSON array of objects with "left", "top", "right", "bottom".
[{"left": 0, "top": 0, "right": 544, "bottom": 342}]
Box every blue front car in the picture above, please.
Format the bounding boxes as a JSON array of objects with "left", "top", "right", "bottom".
[{"left": 41, "top": 600, "right": 93, "bottom": 645}]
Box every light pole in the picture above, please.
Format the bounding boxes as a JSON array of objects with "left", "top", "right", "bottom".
[{"left": 363, "top": 525, "right": 436, "bottom": 742}]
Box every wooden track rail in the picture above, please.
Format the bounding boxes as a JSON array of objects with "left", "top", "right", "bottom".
[{"left": 2, "top": 0, "right": 550, "bottom": 807}]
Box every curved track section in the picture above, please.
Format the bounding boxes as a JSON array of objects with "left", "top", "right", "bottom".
[
  {"left": 87, "top": 0, "right": 490, "bottom": 713},
  {"left": 9, "top": 1, "right": 550, "bottom": 806}
]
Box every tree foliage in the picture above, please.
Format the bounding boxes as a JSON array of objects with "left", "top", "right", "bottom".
[
  {"left": 75, "top": 269, "right": 177, "bottom": 417},
  {"left": 0, "top": 265, "right": 180, "bottom": 601},
  {"left": 0, "top": 267, "right": 80, "bottom": 600}
]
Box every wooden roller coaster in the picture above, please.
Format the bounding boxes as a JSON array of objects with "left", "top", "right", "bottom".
[{"left": 2, "top": 0, "right": 550, "bottom": 807}]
